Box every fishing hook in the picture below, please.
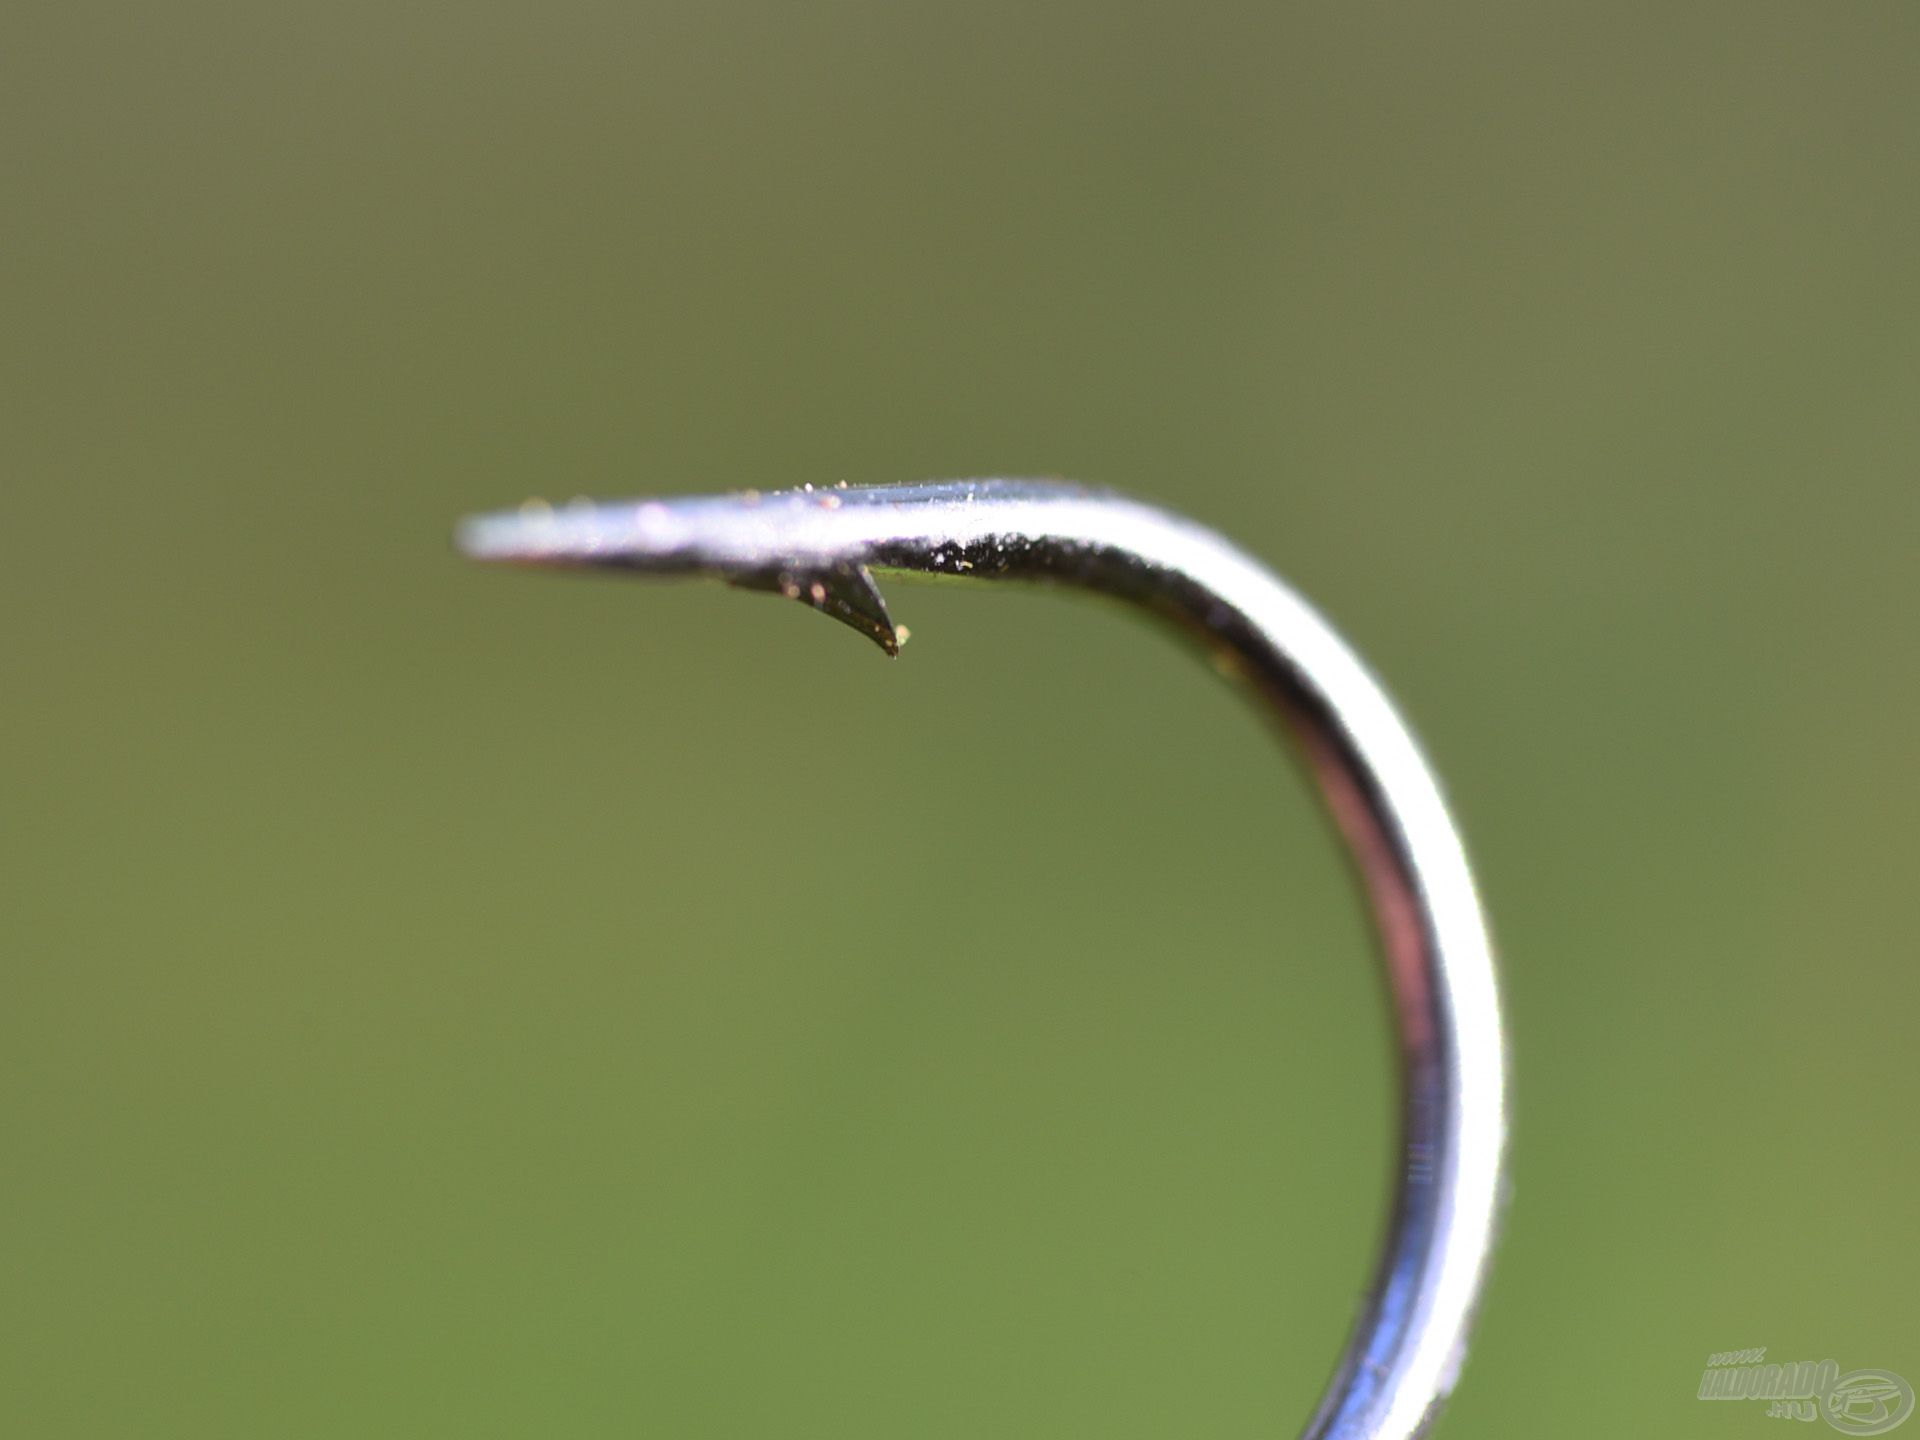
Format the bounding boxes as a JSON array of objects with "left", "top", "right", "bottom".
[{"left": 457, "top": 478, "right": 1508, "bottom": 1440}]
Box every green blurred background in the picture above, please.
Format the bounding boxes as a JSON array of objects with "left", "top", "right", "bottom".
[{"left": 4, "top": 3, "right": 1916, "bottom": 1435}]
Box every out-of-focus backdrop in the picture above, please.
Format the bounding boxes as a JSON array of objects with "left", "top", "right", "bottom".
[{"left": 4, "top": 5, "right": 1915, "bottom": 1436}]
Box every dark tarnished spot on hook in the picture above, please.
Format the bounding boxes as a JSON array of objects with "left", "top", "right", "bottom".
[{"left": 728, "top": 562, "right": 900, "bottom": 657}]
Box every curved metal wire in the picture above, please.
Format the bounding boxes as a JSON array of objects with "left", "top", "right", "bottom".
[{"left": 458, "top": 478, "right": 1508, "bottom": 1440}]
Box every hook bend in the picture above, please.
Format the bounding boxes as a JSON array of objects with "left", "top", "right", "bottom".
[{"left": 458, "top": 478, "right": 1508, "bottom": 1440}]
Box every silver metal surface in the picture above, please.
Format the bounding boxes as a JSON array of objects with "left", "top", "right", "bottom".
[{"left": 458, "top": 478, "right": 1508, "bottom": 1440}]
